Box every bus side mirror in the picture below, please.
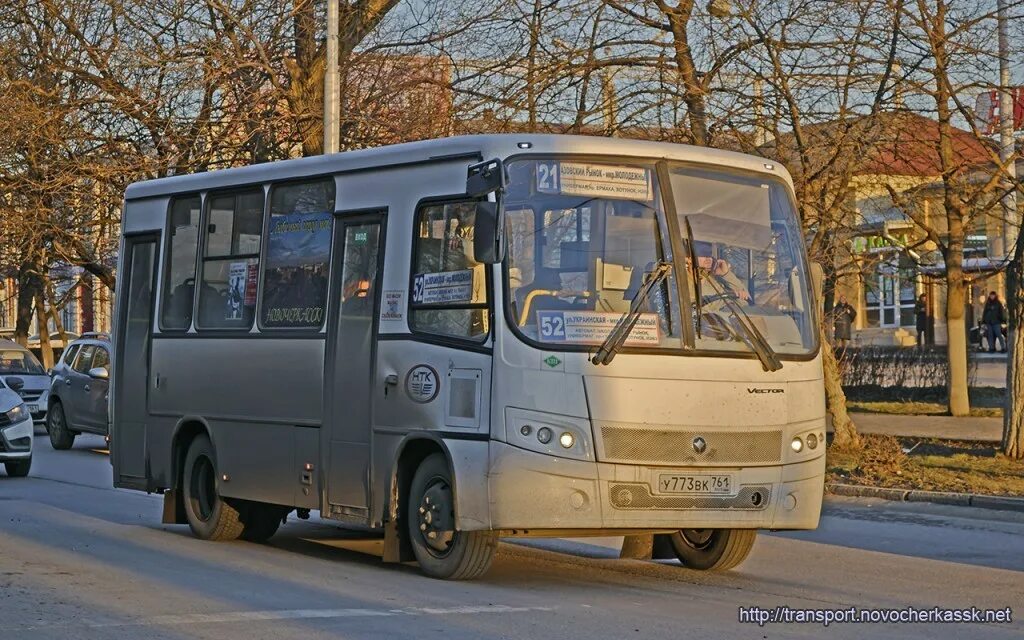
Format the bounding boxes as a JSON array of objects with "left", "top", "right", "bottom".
[
  {"left": 466, "top": 158, "right": 506, "bottom": 198},
  {"left": 473, "top": 200, "right": 505, "bottom": 264}
]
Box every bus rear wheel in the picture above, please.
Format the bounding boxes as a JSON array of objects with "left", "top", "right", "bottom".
[
  {"left": 182, "top": 434, "right": 243, "bottom": 541},
  {"left": 240, "top": 503, "right": 287, "bottom": 543},
  {"left": 668, "top": 528, "right": 756, "bottom": 571},
  {"left": 406, "top": 453, "right": 496, "bottom": 580}
]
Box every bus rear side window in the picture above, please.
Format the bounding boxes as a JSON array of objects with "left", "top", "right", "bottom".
[
  {"left": 161, "top": 195, "right": 201, "bottom": 330},
  {"left": 259, "top": 180, "right": 335, "bottom": 329},
  {"left": 197, "top": 189, "right": 263, "bottom": 329}
]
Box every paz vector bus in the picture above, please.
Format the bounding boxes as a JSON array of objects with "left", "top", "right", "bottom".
[{"left": 110, "top": 134, "right": 826, "bottom": 580}]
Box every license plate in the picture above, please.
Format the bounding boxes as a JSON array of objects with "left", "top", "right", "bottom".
[
  {"left": 658, "top": 474, "right": 734, "bottom": 495},
  {"left": 27, "top": 404, "right": 38, "bottom": 413}
]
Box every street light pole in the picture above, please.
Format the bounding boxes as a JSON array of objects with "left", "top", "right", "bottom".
[
  {"left": 324, "top": 0, "right": 340, "bottom": 155},
  {"left": 998, "top": 0, "right": 1017, "bottom": 258}
]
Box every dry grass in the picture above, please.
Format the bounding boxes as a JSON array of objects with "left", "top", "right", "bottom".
[
  {"left": 827, "top": 435, "right": 1024, "bottom": 497},
  {"left": 847, "top": 400, "right": 1002, "bottom": 418}
]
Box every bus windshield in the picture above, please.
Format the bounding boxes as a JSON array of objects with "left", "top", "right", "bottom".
[
  {"left": 504, "top": 158, "right": 682, "bottom": 351},
  {"left": 669, "top": 164, "right": 815, "bottom": 356},
  {"left": 503, "top": 157, "right": 816, "bottom": 356}
]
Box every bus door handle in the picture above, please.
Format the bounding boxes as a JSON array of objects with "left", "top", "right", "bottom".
[
  {"left": 153, "top": 373, "right": 162, "bottom": 390},
  {"left": 383, "top": 374, "right": 398, "bottom": 397}
]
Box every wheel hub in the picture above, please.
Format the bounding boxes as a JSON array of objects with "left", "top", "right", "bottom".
[
  {"left": 680, "top": 528, "right": 715, "bottom": 549},
  {"left": 417, "top": 479, "right": 455, "bottom": 556}
]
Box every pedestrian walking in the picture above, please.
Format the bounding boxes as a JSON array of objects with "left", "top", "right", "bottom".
[
  {"left": 833, "top": 295, "right": 856, "bottom": 350},
  {"left": 981, "top": 291, "right": 1006, "bottom": 353},
  {"left": 915, "top": 293, "right": 930, "bottom": 347}
]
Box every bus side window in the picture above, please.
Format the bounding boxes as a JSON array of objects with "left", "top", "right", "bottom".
[
  {"left": 160, "top": 195, "right": 202, "bottom": 330},
  {"left": 410, "top": 201, "right": 489, "bottom": 340},
  {"left": 196, "top": 189, "right": 263, "bottom": 329}
]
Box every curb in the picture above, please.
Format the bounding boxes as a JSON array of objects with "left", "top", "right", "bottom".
[{"left": 826, "top": 483, "right": 1024, "bottom": 513}]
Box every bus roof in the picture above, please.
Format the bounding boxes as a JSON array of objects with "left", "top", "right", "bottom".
[{"left": 123, "top": 134, "right": 792, "bottom": 201}]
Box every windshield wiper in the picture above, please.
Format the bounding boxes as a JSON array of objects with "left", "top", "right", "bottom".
[
  {"left": 591, "top": 260, "right": 673, "bottom": 366},
  {"left": 698, "top": 272, "right": 783, "bottom": 372},
  {"left": 683, "top": 217, "right": 703, "bottom": 339}
]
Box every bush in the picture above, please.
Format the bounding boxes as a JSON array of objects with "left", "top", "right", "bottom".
[{"left": 839, "top": 345, "right": 977, "bottom": 390}]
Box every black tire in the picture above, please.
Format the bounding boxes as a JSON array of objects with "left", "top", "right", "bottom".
[
  {"left": 240, "top": 503, "right": 286, "bottom": 543},
  {"left": 182, "top": 434, "right": 243, "bottom": 541},
  {"left": 47, "top": 401, "right": 75, "bottom": 450},
  {"left": 4, "top": 457, "right": 31, "bottom": 477},
  {"left": 668, "top": 528, "right": 757, "bottom": 571},
  {"left": 407, "top": 453, "right": 496, "bottom": 580}
]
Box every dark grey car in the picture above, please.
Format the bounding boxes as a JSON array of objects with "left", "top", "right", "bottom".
[{"left": 46, "top": 333, "right": 111, "bottom": 450}]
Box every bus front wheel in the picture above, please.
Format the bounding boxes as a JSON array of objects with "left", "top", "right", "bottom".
[
  {"left": 406, "top": 453, "right": 496, "bottom": 580},
  {"left": 182, "top": 434, "right": 243, "bottom": 541},
  {"left": 668, "top": 528, "right": 756, "bottom": 571}
]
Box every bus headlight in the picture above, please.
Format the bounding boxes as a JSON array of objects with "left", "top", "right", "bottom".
[
  {"left": 505, "top": 408, "right": 593, "bottom": 461},
  {"left": 791, "top": 437, "right": 803, "bottom": 453}
]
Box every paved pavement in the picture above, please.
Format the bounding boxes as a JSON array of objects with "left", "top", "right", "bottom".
[
  {"left": 973, "top": 356, "right": 1007, "bottom": 388},
  {"left": 0, "top": 433, "right": 1021, "bottom": 639},
  {"left": 841, "top": 413, "right": 1004, "bottom": 443}
]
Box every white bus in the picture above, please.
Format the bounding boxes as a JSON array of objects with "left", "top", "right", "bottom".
[{"left": 111, "top": 135, "right": 826, "bottom": 579}]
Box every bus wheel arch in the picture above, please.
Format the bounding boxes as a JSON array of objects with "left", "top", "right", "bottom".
[
  {"left": 164, "top": 418, "right": 214, "bottom": 525},
  {"left": 404, "top": 451, "right": 496, "bottom": 579},
  {"left": 388, "top": 436, "right": 449, "bottom": 563}
]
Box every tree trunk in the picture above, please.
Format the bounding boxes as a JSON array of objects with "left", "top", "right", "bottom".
[
  {"left": 35, "top": 291, "right": 53, "bottom": 370},
  {"left": 14, "top": 261, "right": 39, "bottom": 347},
  {"left": 1004, "top": 238, "right": 1024, "bottom": 458},
  {"left": 944, "top": 259, "right": 970, "bottom": 416},
  {"left": 662, "top": 1, "right": 709, "bottom": 146},
  {"left": 821, "top": 321, "right": 859, "bottom": 449}
]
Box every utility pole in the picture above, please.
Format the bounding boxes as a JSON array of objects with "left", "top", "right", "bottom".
[
  {"left": 324, "top": 0, "right": 340, "bottom": 155},
  {"left": 998, "top": 0, "right": 1017, "bottom": 258}
]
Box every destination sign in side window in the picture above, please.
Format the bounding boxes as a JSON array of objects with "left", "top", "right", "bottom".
[{"left": 260, "top": 180, "right": 335, "bottom": 329}]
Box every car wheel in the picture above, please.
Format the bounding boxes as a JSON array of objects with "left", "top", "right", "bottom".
[
  {"left": 47, "top": 401, "right": 76, "bottom": 450},
  {"left": 668, "top": 528, "right": 757, "bottom": 571},
  {"left": 181, "top": 434, "right": 243, "bottom": 541},
  {"left": 4, "top": 457, "right": 31, "bottom": 477},
  {"left": 406, "top": 453, "right": 496, "bottom": 580}
]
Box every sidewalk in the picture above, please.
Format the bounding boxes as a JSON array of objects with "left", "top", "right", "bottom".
[{"left": 829, "top": 412, "right": 1003, "bottom": 443}]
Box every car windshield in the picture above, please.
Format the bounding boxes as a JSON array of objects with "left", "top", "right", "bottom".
[
  {"left": 504, "top": 158, "right": 683, "bottom": 350},
  {"left": 669, "top": 164, "right": 816, "bottom": 355},
  {"left": 0, "top": 348, "right": 46, "bottom": 375}
]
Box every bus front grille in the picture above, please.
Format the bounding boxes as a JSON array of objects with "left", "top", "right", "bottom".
[{"left": 598, "top": 424, "right": 783, "bottom": 466}]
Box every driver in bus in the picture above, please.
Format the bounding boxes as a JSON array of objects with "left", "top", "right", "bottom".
[{"left": 689, "top": 241, "right": 751, "bottom": 305}]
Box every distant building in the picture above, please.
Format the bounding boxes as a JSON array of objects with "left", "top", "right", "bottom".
[{"left": 767, "top": 111, "right": 1016, "bottom": 347}]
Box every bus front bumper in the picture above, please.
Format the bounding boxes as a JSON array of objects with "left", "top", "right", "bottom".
[{"left": 484, "top": 440, "right": 824, "bottom": 533}]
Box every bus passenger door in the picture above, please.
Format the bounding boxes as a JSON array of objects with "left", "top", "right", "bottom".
[
  {"left": 323, "top": 212, "right": 386, "bottom": 517},
  {"left": 112, "top": 234, "right": 158, "bottom": 488}
]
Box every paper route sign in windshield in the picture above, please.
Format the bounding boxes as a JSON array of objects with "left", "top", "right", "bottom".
[
  {"left": 536, "top": 161, "right": 653, "bottom": 201},
  {"left": 535, "top": 310, "right": 661, "bottom": 345}
]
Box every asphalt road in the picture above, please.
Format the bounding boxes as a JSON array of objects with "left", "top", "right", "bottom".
[{"left": 1, "top": 432, "right": 1021, "bottom": 640}]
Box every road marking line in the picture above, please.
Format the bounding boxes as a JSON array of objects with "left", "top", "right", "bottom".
[{"left": 11, "top": 605, "right": 557, "bottom": 631}]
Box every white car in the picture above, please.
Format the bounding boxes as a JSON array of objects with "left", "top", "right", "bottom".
[{"left": 0, "top": 378, "right": 32, "bottom": 477}]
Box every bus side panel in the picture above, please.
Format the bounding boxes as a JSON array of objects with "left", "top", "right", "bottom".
[
  {"left": 147, "top": 336, "right": 324, "bottom": 506},
  {"left": 369, "top": 339, "right": 492, "bottom": 529}
]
